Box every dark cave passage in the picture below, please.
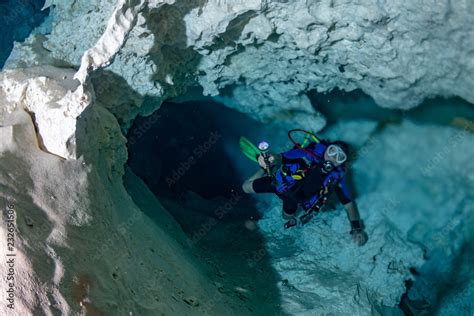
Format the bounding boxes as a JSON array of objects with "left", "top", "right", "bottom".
[
  {"left": 126, "top": 99, "right": 264, "bottom": 199},
  {"left": 125, "top": 98, "right": 285, "bottom": 315}
]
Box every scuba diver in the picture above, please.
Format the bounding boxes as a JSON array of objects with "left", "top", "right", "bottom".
[{"left": 241, "top": 131, "right": 368, "bottom": 246}]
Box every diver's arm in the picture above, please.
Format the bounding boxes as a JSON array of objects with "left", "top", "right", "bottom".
[
  {"left": 335, "top": 178, "right": 368, "bottom": 245},
  {"left": 343, "top": 201, "right": 362, "bottom": 226},
  {"left": 345, "top": 201, "right": 368, "bottom": 246},
  {"left": 335, "top": 179, "right": 362, "bottom": 227}
]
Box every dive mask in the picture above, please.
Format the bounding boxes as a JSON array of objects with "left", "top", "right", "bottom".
[{"left": 326, "top": 144, "right": 347, "bottom": 164}]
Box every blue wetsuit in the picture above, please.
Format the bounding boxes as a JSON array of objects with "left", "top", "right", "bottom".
[{"left": 252, "top": 142, "right": 352, "bottom": 215}]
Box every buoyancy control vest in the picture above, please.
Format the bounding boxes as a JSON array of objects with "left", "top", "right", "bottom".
[{"left": 273, "top": 142, "right": 346, "bottom": 206}]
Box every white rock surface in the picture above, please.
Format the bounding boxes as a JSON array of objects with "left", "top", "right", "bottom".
[
  {"left": 6, "top": 0, "right": 474, "bottom": 130},
  {"left": 0, "top": 67, "right": 255, "bottom": 315},
  {"left": 0, "top": 66, "right": 92, "bottom": 159},
  {"left": 74, "top": 0, "right": 176, "bottom": 85}
]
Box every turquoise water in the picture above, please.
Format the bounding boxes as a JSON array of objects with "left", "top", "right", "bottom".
[{"left": 0, "top": 0, "right": 49, "bottom": 68}]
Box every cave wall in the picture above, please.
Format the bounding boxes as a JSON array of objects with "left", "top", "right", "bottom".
[
  {"left": 5, "top": 0, "right": 474, "bottom": 132},
  {"left": 0, "top": 66, "right": 260, "bottom": 315}
]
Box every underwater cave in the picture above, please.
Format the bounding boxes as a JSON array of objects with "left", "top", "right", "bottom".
[
  {"left": 124, "top": 87, "right": 474, "bottom": 315},
  {"left": 0, "top": 0, "right": 473, "bottom": 315}
]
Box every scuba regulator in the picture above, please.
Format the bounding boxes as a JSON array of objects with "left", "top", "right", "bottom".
[{"left": 321, "top": 160, "right": 335, "bottom": 173}]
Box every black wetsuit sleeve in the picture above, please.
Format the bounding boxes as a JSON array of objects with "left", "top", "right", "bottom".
[{"left": 335, "top": 177, "right": 352, "bottom": 205}]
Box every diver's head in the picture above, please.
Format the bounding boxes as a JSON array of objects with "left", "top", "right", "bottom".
[{"left": 323, "top": 141, "right": 349, "bottom": 168}]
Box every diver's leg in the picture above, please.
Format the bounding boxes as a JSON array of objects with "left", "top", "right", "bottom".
[
  {"left": 242, "top": 169, "right": 266, "bottom": 193},
  {"left": 282, "top": 197, "right": 299, "bottom": 228},
  {"left": 282, "top": 198, "right": 298, "bottom": 217}
]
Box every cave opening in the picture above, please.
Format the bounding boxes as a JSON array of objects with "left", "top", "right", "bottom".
[
  {"left": 126, "top": 98, "right": 265, "bottom": 200},
  {"left": 125, "top": 97, "right": 272, "bottom": 228},
  {"left": 125, "top": 97, "right": 284, "bottom": 314}
]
